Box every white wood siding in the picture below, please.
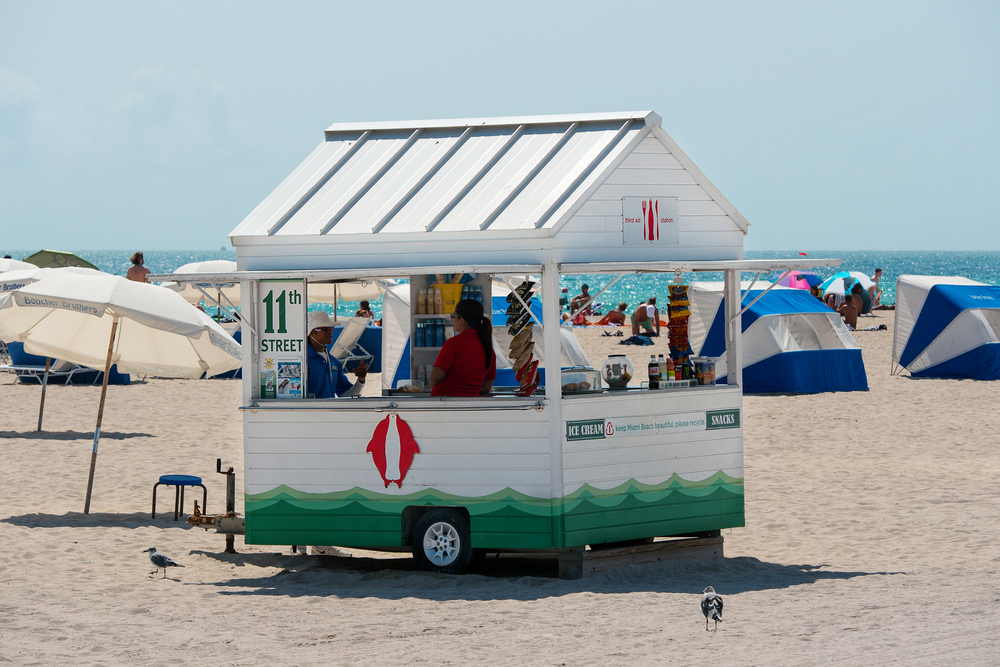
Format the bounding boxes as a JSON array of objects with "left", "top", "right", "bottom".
[
  {"left": 560, "top": 387, "right": 743, "bottom": 496},
  {"left": 244, "top": 407, "right": 552, "bottom": 499},
  {"left": 552, "top": 134, "right": 745, "bottom": 261}
]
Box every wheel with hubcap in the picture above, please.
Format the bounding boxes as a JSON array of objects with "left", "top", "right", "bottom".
[{"left": 411, "top": 508, "right": 473, "bottom": 574}]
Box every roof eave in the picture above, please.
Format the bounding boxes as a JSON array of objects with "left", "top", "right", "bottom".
[{"left": 324, "top": 110, "right": 661, "bottom": 136}]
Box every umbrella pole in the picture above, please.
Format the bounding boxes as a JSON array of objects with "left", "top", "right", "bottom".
[
  {"left": 37, "top": 357, "right": 51, "bottom": 432},
  {"left": 84, "top": 318, "right": 118, "bottom": 515}
]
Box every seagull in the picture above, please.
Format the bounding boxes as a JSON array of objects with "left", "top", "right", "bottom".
[
  {"left": 143, "top": 547, "right": 184, "bottom": 578},
  {"left": 701, "top": 586, "right": 724, "bottom": 631}
]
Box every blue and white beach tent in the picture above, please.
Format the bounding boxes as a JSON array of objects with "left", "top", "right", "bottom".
[
  {"left": 892, "top": 276, "right": 1000, "bottom": 380},
  {"left": 688, "top": 282, "right": 868, "bottom": 394}
]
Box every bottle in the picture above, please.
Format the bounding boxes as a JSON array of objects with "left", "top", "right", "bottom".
[
  {"left": 657, "top": 354, "right": 667, "bottom": 382},
  {"left": 475, "top": 286, "right": 483, "bottom": 304},
  {"left": 418, "top": 289, "right": 427, "bottom": 315},
  {"left": 416, "top": 364, "right": 426, "bottom": 386},
  {"left": 415, "top": 322, "right": 425, "bottom": 348},
  {"left": 433, "top": 288, "right": 443, "bottom": 314},
  {"left": 436, "top": 319, "right": 445, "bottom": 347},
  {"left": 648, "top": 354, "right": 660, "bottom": 390},
  {"left": 666, "top": 356, "right": 675, "bottom": 382}
]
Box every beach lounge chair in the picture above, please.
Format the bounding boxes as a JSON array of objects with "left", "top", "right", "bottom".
[
  {"left": 0, "top": 341, "right": 130, "bottom": 385},
  {"left": 0, "top": 342, "right": 89, "bottom": 385},
  {"left": 330, "top": 317, "right": 375, "bottom": 371}
]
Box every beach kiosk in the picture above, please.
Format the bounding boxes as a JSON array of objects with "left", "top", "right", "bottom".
[{"left": 159, "top": 111, "right": 837, "bottom": 575}]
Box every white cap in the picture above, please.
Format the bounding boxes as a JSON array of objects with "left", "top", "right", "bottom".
[{"left": 307, "top": 310, "right": 336, "bottom": 333}]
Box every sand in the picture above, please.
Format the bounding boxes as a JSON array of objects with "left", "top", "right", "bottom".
[{"left": 1, "top": 309, "right": 997, "bottom": 666}]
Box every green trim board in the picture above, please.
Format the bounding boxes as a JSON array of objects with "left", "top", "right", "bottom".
[{"left": 244, "top": 472, "right": 744, "bottom": 549}]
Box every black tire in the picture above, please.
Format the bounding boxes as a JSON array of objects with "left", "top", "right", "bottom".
[{"left": 411, "top": 508, "right": 473, "bottom": 574}]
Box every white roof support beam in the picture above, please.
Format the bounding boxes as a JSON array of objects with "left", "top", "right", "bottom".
[
  {"left": 479, "top": 122, "right": 579, "bottom": 231},
  {"left": 267, "top": 130, "right": 372, "bottom": 236},
  {"left": 319, "top": 129, "right": 424, "bottom": 235},
  {"left": 534, "top": 120, "right": 634, "bottom": 229},
  {"left": 425, "top": 124, "right": 527, "bottom": 232},
  {"left": 371, "top": 127, "right": 473, "bottom": 234}
]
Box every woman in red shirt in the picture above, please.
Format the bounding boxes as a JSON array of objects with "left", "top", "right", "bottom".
[{"left": 429, "top": 299, "right": 496, "bottom": 397}]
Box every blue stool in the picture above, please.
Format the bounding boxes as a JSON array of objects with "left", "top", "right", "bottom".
[{"left": 152, "top": 475, "right": 207, "bottom": 521}]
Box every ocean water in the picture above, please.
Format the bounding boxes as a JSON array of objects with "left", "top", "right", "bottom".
[{"left": 7, "top": 249, "right": 998, "bottom": 317}]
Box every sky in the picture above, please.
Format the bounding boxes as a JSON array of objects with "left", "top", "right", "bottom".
[{"left": 1, "top": 1, "right": 997, "bottom": 252}]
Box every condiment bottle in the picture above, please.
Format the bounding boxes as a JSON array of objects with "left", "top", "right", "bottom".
[
  {"left": 648, "top": 354, "right": 660, "bottom": 389},
  {"left": 415, "top": 322, "right": 425, "bottom": 348}
]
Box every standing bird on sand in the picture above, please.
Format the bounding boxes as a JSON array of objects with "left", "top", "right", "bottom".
[
  {"left": 143, "top": 547, "right": 184, "bottom": 578},
  {"left": 701, "top": 586, "right": 724, "bottom": 631}
]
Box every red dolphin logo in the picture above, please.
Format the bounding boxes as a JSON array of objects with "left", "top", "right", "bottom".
[{"left": 366, "top": 414, "right": 420, "bottom": 488}]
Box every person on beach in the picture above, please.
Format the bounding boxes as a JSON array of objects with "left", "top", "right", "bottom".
[
  {"left": 853, "top": 282, "right": 872, "bottom": 314},
  {"left": 870, "top": 268, "right": 882, "bottom": 298},
  {"left": 429, "top": 299, "right": 496, "bottom": 397},
  {"left": 838, "top": 293, "right": 859, "bottom": 329},
  {"left": 355, "top": 300, "right": 374, "bottom": 319},
  {"left": 597, "top": 303, "right": 628, "bottom": 326},
  {"left": 631, "top": 297, "right": 660, "bottom": 336},
  {"left": 126, "top": 252, "right": 150, "bottom": 283},
  {"left": 570, "top": 284, "right": 592, "bottom": 315},
  {"left": 305, "top": 311, "right": 367, "bottom": 399}
]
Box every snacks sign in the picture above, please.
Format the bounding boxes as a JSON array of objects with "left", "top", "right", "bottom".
[
  {"left": 622, "top": 197, "right": 679, "bottom": 245},
  {"left": 566, "top": 409, "right": 740, "bottom": 441}
]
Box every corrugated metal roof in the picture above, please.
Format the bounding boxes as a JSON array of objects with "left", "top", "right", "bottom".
[{"left": 231, "top": 111, "right": 659, "bottom": 238}]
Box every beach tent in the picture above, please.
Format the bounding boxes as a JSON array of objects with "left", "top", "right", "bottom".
[
  {"left": 892, "top": 276, "right": 1000, "bottom": 380},
  {"left": 689, "top": 282, "right": 867, "bottom": 393}
]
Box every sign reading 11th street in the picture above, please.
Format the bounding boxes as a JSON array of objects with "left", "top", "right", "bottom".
[{"left": 258, "top": 279, "right": 305, "bottom": 399}]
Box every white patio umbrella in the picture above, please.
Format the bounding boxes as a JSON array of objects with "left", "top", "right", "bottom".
[
  {"left": 1, "top": 267, "right": 109, "bottom": 431},
  {"left": 160, "top": 259, "right": 240, "bottom": 309},
  {"left": 0, "top": 258, "right": 37, "bottom": 273},
  {"left": 308, "top": 279, "right": 397, "bottom": 304},
  {"left": 308, "top": 279, "right": 398, "bottom": 321},
  {"left": 0, "top": 273, "right": 242, "bottom": 513},
  {"left": 848, "top": 271, "right": 876, "bottom": 290},
  {"left": 0, "top": 266, "right": 106, "bottom": 292}
]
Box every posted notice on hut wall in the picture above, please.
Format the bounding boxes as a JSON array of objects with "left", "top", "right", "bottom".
[
  {"left": 258, "top": 279, "right": 305, "bottom": 399},
  {"left": 622, "top": 196, "right": 679, "bottom": 245},
  {"left": 566, "top": 409, "right": 741, "bottom": 441}
]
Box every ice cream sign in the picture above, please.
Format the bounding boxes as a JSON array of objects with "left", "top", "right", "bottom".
[
  {"left": 622, "top": 196, "right": 679, "bottom": 245},
  {"left": 566, "top": 409, "right": 740, "bottom": 441}
]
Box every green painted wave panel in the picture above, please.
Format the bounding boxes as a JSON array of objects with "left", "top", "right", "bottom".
[{"left": 244, "top": 474, "right": 744, "bottom": 549}]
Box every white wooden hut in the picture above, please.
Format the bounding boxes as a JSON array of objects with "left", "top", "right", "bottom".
[{"left": 161, "top": 111, "right": 835, "bottom": 574}]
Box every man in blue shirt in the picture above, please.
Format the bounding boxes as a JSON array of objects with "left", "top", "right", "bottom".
[{"left": 306, "top": 311, "right": 367, "bottom": 398}]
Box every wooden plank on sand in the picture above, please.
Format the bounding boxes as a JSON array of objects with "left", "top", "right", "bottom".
[{"left": 558, "top": 535, "right": 724, "bottom": 580}]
